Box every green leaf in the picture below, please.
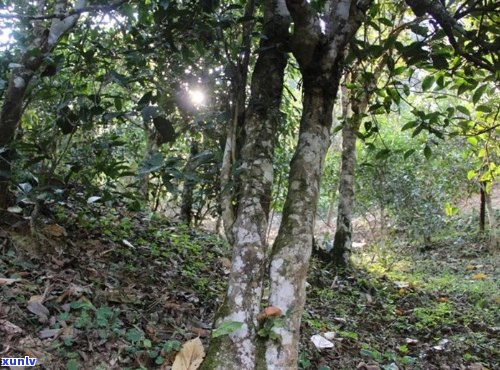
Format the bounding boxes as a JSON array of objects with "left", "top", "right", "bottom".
[
  {"left": 467, "top": 137, "right": 478, "bottom": 147},
  {"left": 467, "top": 170, "right": 477, "bottom": 180},
  {"left": 375, "top": 149, "right": 391, "bottom": 160},
  {"left": 138, "top": 152, "right": 165, "bottom": 175},
  {"left": 212, "top": 321, "right": 243, "bottom": 338},
  {"left": 155, "top": 356, "right": 165, "bottom": 365},
  {"left": 401, "top": 120, "right": 419, "bottom": 131},
  {"left": 126, "top": 328, "right": 144, "bottom": 343},
  {"left": 421, "top": 75, "right": 434, "bottom": 91},
  {"left": 424, "top": 145, "right": 432, "bottom": 159},
  {"left": 143, "top": 339, "right": 152, "bottom": 348},
  {"left": 456, "top": 105, "right": 470, "bottom": 116},
  {"left": 66, "top": 359, "right": 79, "bottom": 370},
  {"left": 476, "top": 105, "right": 492, "bottom": 113},
  {"left": 472, "top": 84, "right": 488, "bottom": 105},
  {"left": 404, "top": 149, "right": 416, "bottom": 159}
]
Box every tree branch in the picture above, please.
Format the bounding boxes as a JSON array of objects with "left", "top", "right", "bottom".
[
  {"left": 0, "top": 0, "right": 128, "bottom": 20},
  {"left": 285, "top": 0, "right": 322, "bottom": 66},
  {"left": 406, "top": 0, "right": 497, "bottom": 73}
]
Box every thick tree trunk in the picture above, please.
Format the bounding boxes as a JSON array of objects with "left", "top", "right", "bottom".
[
  {"left": 201, "top": 1, "right": 290, "bottom": 369},
  {"left": 261, "top": 1, "right": 372, "bottom": 368},
  {"left": 0, "top": 0, "right": 83, "bottom": 209},
  {"left": 264, "top": 86, "right": 335, "bottom": 369}
]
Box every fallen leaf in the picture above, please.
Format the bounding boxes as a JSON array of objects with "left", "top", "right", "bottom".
[
  {"left": 172, "top": 337, "right": 205, "bottom": 370},
  {"left": 0, "top": 278, "right": 22, "bottom": 286},
  {"left": 405, "top": 338, "right": 419, "bottom": 345},
  {"left": 219, "top": 257, "right": 231, "bottom": 274},
  {"left": 468, "top": 363, "right": 489, "bottom": 370},
  {"left": 39, "top": 328, "right": 62, "bottom": 339},
  {"left": 356, "top": 362, "right": 381, "bottom": 370},
  {"left": 44, "top": 224, "right": 67, "bottom": 237},
  {"left": 394, "top": 281, "right": 409, "bottom": 288},
  {"left": 29, "top": 295, "right": 45, "bottom": 304},
  {"left": 27, "top": 301, "right": 50, "bottom": 321},
  {"left": 466, "top": 265, "right": 476, "bottom": 271},
  {"left": 437, "top": 297, "right": 449, "bottom": 303},
  {"left": 311, "top": 334, "right": 334, "bottom": 349},
  {"left": 323, "top": 331, "right": 336, "bottom": 340},
  {"left": 7, "top": 205, "right": 23, "bottom": 213},
  {"left": 257, "top": 306, "right": 283, "bottom": 321},
  {"left": 122, "top": 239, "right": 136, "bottom": 249},
  {"left": 472, "top": 272, "right": 487, "bottom": 280},
  {"left": 190, "top": 326, "right": 210, "bottom": 338},
  {"left": 0, "top": 319, "right": 23, "bottom": 335}
]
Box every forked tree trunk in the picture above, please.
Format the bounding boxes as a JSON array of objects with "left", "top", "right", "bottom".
[
  {"left": 201, "top": 1, "right": 290, "bottom": 368},
  {"left": 0, "top": 0, "right": 84, "bottom": 209},
  {"left": 261, "top": 1, "right": 372, "bottom": 367}
]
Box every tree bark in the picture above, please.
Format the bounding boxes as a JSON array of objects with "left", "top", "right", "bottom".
[
  {"left": 201, "top": 1, "right": 290, "bottom": 369},
  {"left": 180, "top": 141, "right": 199, "bottom": 225},
  {"left": 479, "top": 181, "right": 486, "bottom": 232},
  {"left": 0, "top": 0, "right": 84, "bottom": 209},
  {"left": 262, "top": 1, "right": 372, "bottom": 368},
  {"left": 332, "top": 86, "right": 361, "bottom": 267},
  {"left": 264, "top": 86, "right": 336, "bottom": 369},
  {"left": 219, "top": 0, "right": 256, "bottom": 243}
]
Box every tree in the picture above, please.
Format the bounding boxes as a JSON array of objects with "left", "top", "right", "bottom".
[
  {"left": 0, "top": 0, "right": 86, "bottom": 209},
  {"left": 201, "top": 0, "right": 290, "bottom": 367}
]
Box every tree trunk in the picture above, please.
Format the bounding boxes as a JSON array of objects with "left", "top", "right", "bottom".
[
  {"left": 485, "top": 187, "right": 498, "bottom": 248},
  {"left": 180, "top": 141, "right": 199, "bottom": 225},
  {"left": 261, "top": 1, "right": 372, "bottom": 367},
  {"left": 332, "top": 113, "right": 360, "bottom": 267},
  {"left": 479, "top": 181, "right": 486, "bottom": 232},
  {"left": 201, "top": 1, "right": 290, "bottom": 368},
  {"left": 263, "top": 86, "right": 336, "bottom": 369},
  {"left": 219, "top": 0, "right": 256, "bottom": 243},
  {"left": 0, "top": 0, "right": 83, "bottom": 209}
]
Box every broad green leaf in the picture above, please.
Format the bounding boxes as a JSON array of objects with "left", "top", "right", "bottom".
[
  {"left": 472, "top": 84, "right": 488, "bottom": 104},
  {"left": 376, "top": 149, "right": 391, "bottom": 160},
  {"left": 212, "top": 321, "right": 243, "bottom": 338},
  {"left": 401, "top": 120, "right": 419, "bottom": 131},
  {"left": 421, "top": 75, "right": 434, "bottom": 91},
  {"left": 424, "top": 145, "right": 432, "bottom": 159},
  {"left": 467, "top": 170, "right": 476, "bottom": 180},
  {"left": 456, "top": 105, "right": 470, "bottom": 116},
  {"left": 467, "top": 137, "right": 478, "bottom": 147},
  {"left": 138, "top": 152, "right": 165, "bottom": 175},
  {"left": 404, "top": 149, "right": 416, "bottom": 159}
]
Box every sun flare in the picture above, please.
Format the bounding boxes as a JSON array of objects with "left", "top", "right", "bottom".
[{"left": 189, "top": 89, "right": 206, "bottom": 106}]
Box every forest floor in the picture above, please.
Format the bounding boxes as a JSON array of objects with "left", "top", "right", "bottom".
[{"left": 0, "top": 202, "right": 498, "bottom": 370}]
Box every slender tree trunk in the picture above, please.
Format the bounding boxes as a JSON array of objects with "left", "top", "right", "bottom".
[
  {"left": 180, "top": 141, "right": 199, "bottom": 225},
  {"left": 219, "top": 0, "right": 256, "bottom": 243},
  {"left": 201, "top": 1, "right": 290, "bottom": 369},
  {"left": 0, "top": 0, "right": 84, "bottom": 209},
  {"left": 484, "top": 188, "right": 498, "bottom": 248},
  {"left": 479, "top": 181, "right": 486, "bottom": 232},
  {"left": 331, "top": 78, "right": 371, "bottom": 266}
]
